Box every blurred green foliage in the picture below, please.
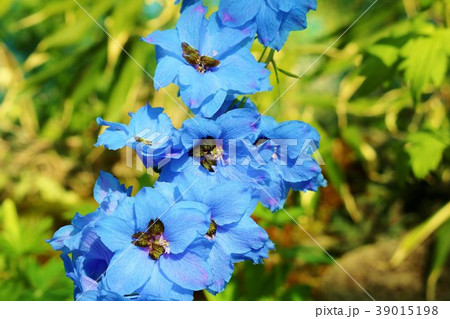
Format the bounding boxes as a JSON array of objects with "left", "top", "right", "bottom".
[{"left": 0, "top": 0, "right": 449, "bottom": 300}]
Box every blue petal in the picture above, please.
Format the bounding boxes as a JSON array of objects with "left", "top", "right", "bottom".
[
  {"left": 159, "top": 251, "right": 210, "bottom": 290},
  {"left": 218, "top": 0, "right": 261, "bottom": 27},
  {"left": 205, "top": 182, "right": 252, "bottom": 226},
  {"left": 154, "top": 55, "right": 186, "bottom": 89},
  {"left": 278, "top": 158, "right": 321, "bottom": 183},
  {"left": 269, "top": 120, "right": 320, "bottom": 160},
  {"left": 95, "top": 117, "right": 129, "bottom": 150},
  {"left": 140, "top": 262, "right": 194, "bottom": 300},
  {"left": 233, "top": 239, "right": 275, "bottom": 264},
  {"left": 216, "top": 108, "right": 261, "bottom": 141},
  {"left": 47, "top": 225, "right": 75, "bottom": 251},
  {"left": 176, "top": 3, "right": 208, "bottom": 49},
  {"left": 95, "top": 216, "right": 134, "bottom": 253},
  {"left": 214, "top": 49, "right": 272, "bottom": 93},
  {"left": 93, "top": 171, "right": 131, "bottom": 204},
  {"left": 194, "top": 89, "right": 228, "bottom": 118},
  {"left": 104, "top": 246, "right": 155, "bottom": 295},
  {"left": 206, "top": 241, "right": 234, "bottom": 294},
  {"left": 201, "top": 13, "right": 255, "bottom": 59},
  {"left": 141, "top": 29, "right": 181, "bottom": 56},
  {"left": 134, "top": 187, "right": 171, "bottom": 230},
  {"left": 162, "top": 201, "right": 209, "bottom": 254},
  {"left": 179, "top": 118, "right": 222, "bottom": 150},
  {"left": 216, "top": 216, "right": 268, "bottom": 255},
  {"left": 256, "top": 1, "right": 282, "bottom": 47},
  {"left": 153, "top": 182, "right": 181, "bottom": 203},
  {"left": 255, "top": 166, "right": 288, "bottom": 211},
  {"left": 288, "top": 173, "right": 327, "bottom": 192}
]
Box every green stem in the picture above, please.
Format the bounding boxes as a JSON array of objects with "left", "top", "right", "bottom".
[
  {"left": 277, "top": 67, "right": 300, "bottom": 79},
  {"left": 226, "top": 97, "right": 240, "bottom": 111},
  {"left": 264, "top": 49, "right": 275, "bottom": 65},
  {"left": 443, "top": 0, "right": 449, "bottom": 28},
  {"left": 271, "top": 59, "right": 280, "bottom": 84},
  {"left": 238, "top": 96, "right": 248, "bottom": 108},
  {"left": 258, "top": 46, "right": 268, "bottom": 62}
]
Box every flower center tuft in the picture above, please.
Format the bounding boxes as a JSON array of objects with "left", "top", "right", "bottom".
[
  {"left": 254, "top": 136, "right": 268, "bottom": 147},
  {"left": 189, "top": 136, "right": 223, "bottom": 172},
  {"left": 206, "top": 220, "right": 217, "bottom": 238},
  {"left": 131, "top": 219, "right": 169, "bottom": 260},
  {"left": 134, "top": 135, "right": 153, "bottom": 145},
  {"left": 181, "top": 42, "right": 220, "bottom": 73}
]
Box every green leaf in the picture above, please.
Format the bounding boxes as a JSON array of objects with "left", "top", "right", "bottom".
[
  {"left": 367, "top": 44, "right": 399, "bottom": 67},
  {"left": 427, "top": 220, "right": 450, "bottom": 300},
  {"left": 405, "top": 130, "right": 449, "bottom": 179},
  {"left": 391, "top": 202, "right": 450, "bottom": 266},
  {"left": 1, "top": 199, "right": 20, "bottom": 246},
  {"left": 400, "top": 32, "right": 449, "bottom": 99}
]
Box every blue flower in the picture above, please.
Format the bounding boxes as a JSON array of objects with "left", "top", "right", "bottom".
[
  {"left": 47, "top": 171, "right": 132, "bottom": 254},
  {"left": 250, "top": 115, "right": 327, "bottom": 211},
  {"left": 159, "top": 108, "right": 268, "bottom": 196},
  {"left": 95, "top": 103, "right": 179, "bottom": 169},
  {"left": 47, "top": 171, "right": 132, "bottom": 300},
  {"left": 60, "top": 233, "right": 114, "bottom": 301},
  {"left": 218, "top": 0, "right": 317, "bottom": 50},
  {"left": 94, "top": 183, "right": 212, "bottom": 300},
  {"left": 182, "top": 181, "right": 274, "bottom": 293},
  {"left": 142, "top": 3, "right": 271, "bottom": 117}
]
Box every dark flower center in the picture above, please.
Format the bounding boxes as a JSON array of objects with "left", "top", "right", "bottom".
[
  {"left": 206, "top": 220, "right": 217, "bottom": 238},
  {"left": 254, "top": 136, "right": 269, "bottom": 147},
  {"left": 134, "top": 135, "right": 153, "bottom": 145},
  {"left": 182, "top": 42, "right": 220, "bottom": 73},
  {"left": 188, "top": 136, "right": 223, "bottom": 172},
  {"left": 131, "top": 219, "right": 168, "bottom": 260}
]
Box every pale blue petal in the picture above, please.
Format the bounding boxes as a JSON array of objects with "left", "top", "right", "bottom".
[
  {"left": 104, "top": 246, "right": 155, "bottom": 295},
  {"left": 159, "top": 251, "right": 210, "bottom": 290},
  {"left": 162, "top": 201, "right": 209, "bottom": 254}
]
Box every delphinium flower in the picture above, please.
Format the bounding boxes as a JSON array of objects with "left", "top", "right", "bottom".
[
  {"left": 96, "top": 103, "right": 178, "bottom": 169},
  {"left": 182, "top": 181, "right": 274, "bottom": 293},
  {"left": 142, "top": 3, "right": 271, "bottom": 117},
  {"left": 159, "top": 108, "right": 269, "bottom": 194},
  {"left": 94, "top": 182, "right": 212, "bottom": 300},
  {"left": 218, "top": 0, "right": 317, "bottom": 50},
  {"left": 47, "top": 172, "right": 132, "bottom": 300},
  {"left": 49, "top": 0, "right": 327, "bottom": 301},
  {"left": 248, "top": 115, "right": 327, "bottom": 211}
]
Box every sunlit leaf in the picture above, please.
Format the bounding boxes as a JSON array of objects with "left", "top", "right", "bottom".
[{"left": 405, "top": 130, "right": 449, "bottom": 179}]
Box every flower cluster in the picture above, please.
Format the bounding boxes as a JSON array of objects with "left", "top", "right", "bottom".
[{"left": 49, "top": 0, "right": 323, "bottom": 301}]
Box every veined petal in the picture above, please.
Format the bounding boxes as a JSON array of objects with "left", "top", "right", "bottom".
[
  {"left": 176, "top": 3, "right": 208, "bottom": 49},
  {"left": 216, "top": 216, "right": 269, "bottom": 255},
  {"left": 134, "top": 187, "right": 171, "bottom": 230},
  {"left": 95, "top": 216, "right": 134, "bottom": 252},
  {"left": 154, "top": 55, "right": 186, "bottom": 90},
  {"left": 256, "top": 2, "right": 282, "bottom": 47},
  {"left": 205, "top": 182, "right": 252, "bottom": 226},
  {"left": 140, "top": 262, "right": 193, "bottom": 301},
  {"left": 218, "top": 0, "right": 261, "bottom": 27},
  {"left": 93, "top": 171, "right": 131, "bottom": 204},
  {"left": 104, "top": 246, "right": 155, "bottom": 295},
  {"left": 95, "top": 118, "right": 129, "bottom": 150},
  {"left": 159, "top": 251, "right": 210, "bottom": 290},
  {"left": 162, "top": 201, "right": 210, "bottom": 254},
  {"left": 206, "top": 241, "right": 234, "bottom": 294},
  {"left": 142, "top": 29, "right": 181, "bottom": 56}
]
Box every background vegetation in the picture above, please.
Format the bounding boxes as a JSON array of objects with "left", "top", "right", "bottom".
[{"left": 0, "top": 0, "right": 449, "bottom": 300}]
